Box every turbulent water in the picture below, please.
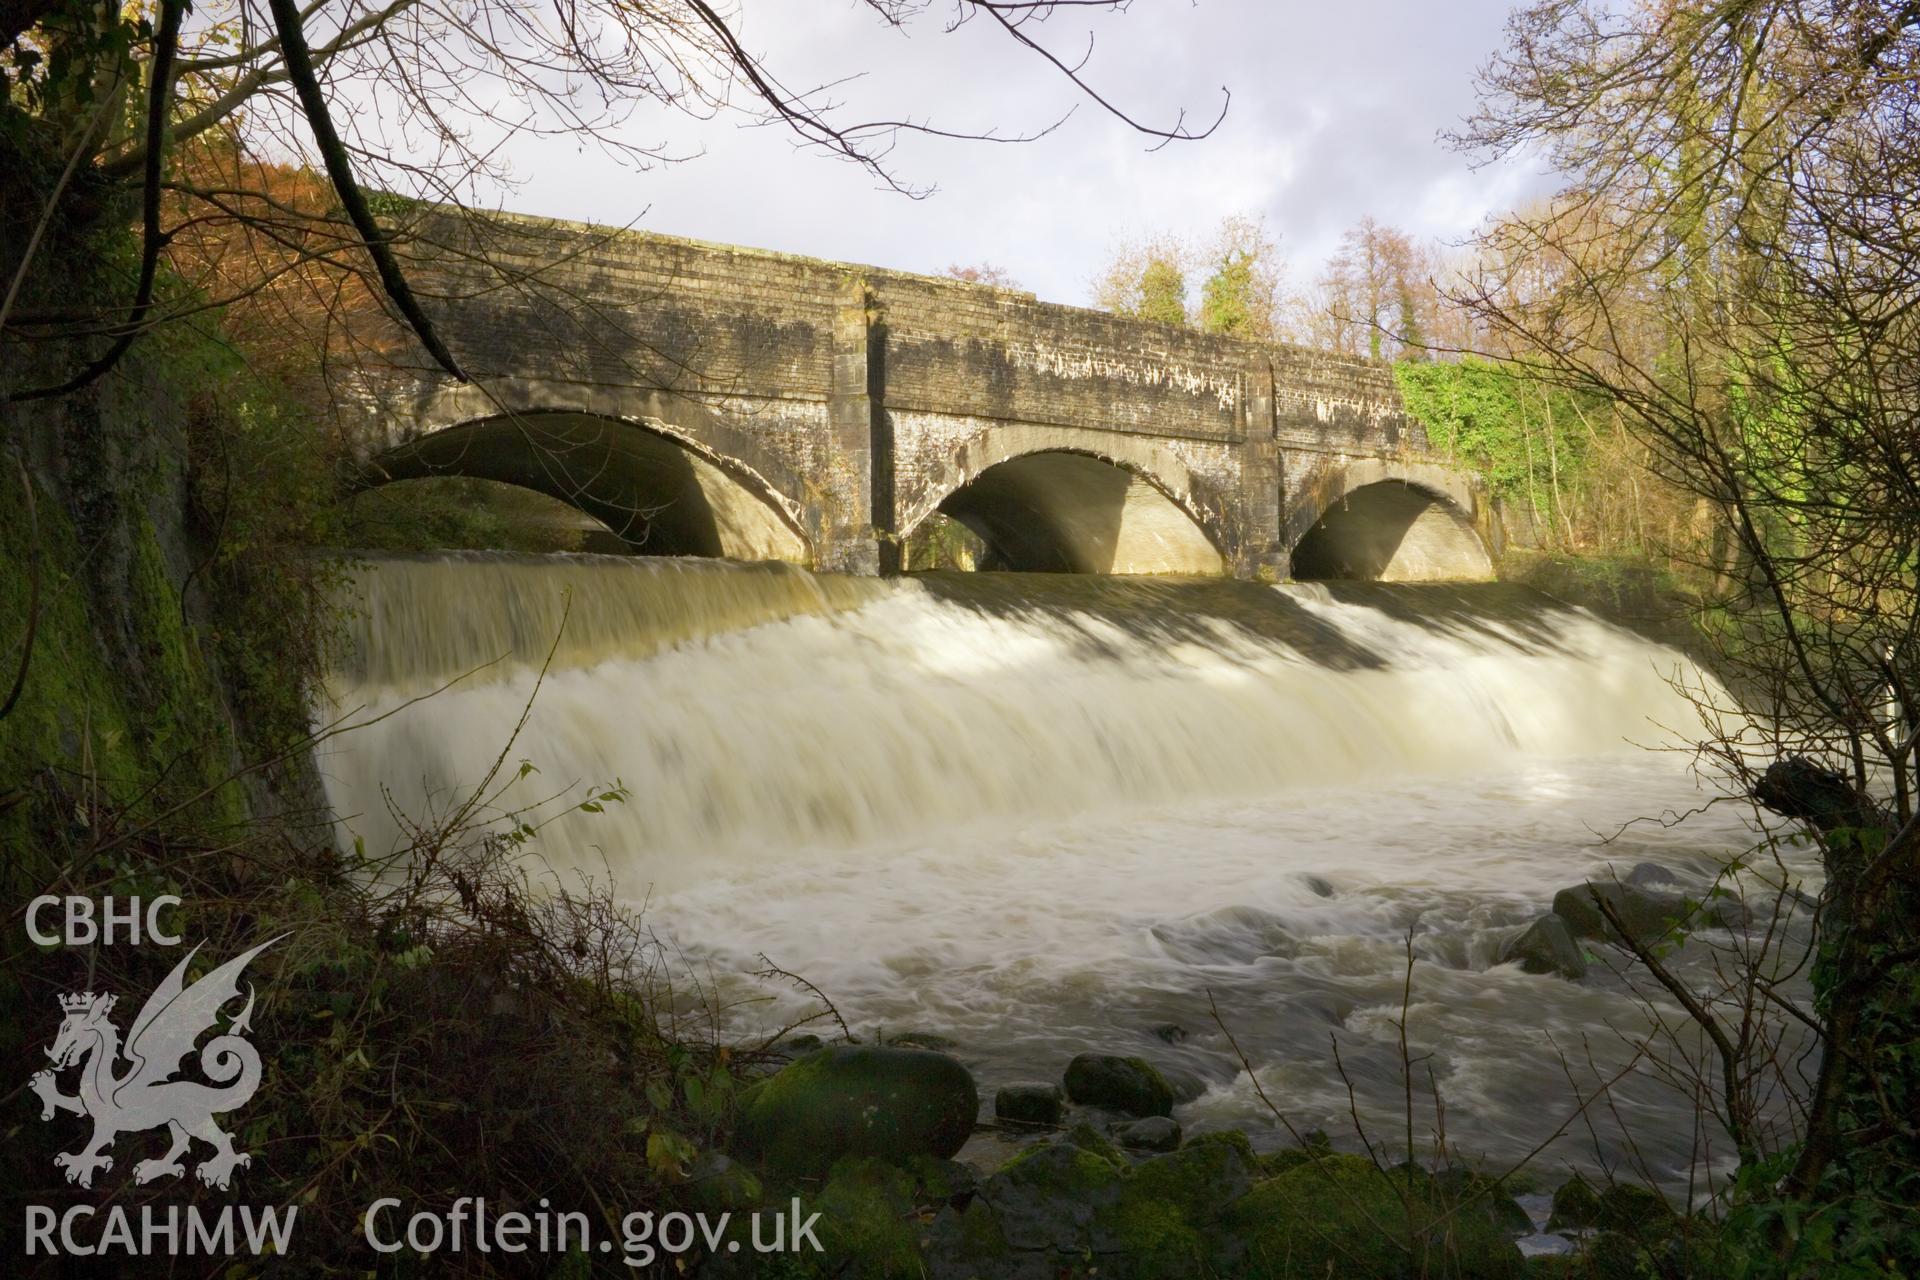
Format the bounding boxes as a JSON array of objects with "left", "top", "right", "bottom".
[{"left": 319, "top": 552, "right": 1816, "bottom": 1196}]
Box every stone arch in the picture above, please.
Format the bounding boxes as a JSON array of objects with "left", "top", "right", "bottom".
[
  {"left": 1290, "top": 462, "right": 1492, "bottom": 582},
  {"left": 904, "top": 435, "right": 1229, "bottom": 574},
  {"left": 360, "top": 399, "right": 810, "bottom": 562}
]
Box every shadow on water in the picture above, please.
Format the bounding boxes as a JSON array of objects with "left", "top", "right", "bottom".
[{"left": 912, "top": 572, "right": 1597, "bottom": 670}]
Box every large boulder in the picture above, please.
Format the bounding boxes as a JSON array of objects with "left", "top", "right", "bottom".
[
  {"left": 1546, "top": 1173, "right": 1602, "bottom": 1232},
  {"left": 1430, "top": 1167, "right": 1534, "bottom": 1237},
  {"left": 704, "top": 1154, "right": 969, "bottom": 1280},
  {"left": 735, "top": 1045, "right": 978, "bottom": 1181},
  {"left": 1498, "top": 913, "right": 1589, "bottom": 979},
  {"left": 977, "top": 1140, "right": 1128, "bottom": 1254},
  {"left": 1594, "top": 1182, "right": 1674, "bottom": 1233},
  {"left": 1551, "top": 880, "right": 1744, "bottom": 943},
  {"left": 1063, "top": 1053, "right": 1175, "bottom": 1118},
  {"left": 1625, "top": 861, "right": 1682, "bottom": 889},
  {"left": 1552, "top": 882, "right": 1677, "bottom": 941}
]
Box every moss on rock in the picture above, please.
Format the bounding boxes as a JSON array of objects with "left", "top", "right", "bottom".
[
  {"left": 1547, "top": 1173, "right": 1603, "bottom": 1232},
  {"left": 808, "top": 1157, "right": 924, "bottom": 1277},
  {"left": 1216, "top": 1153, "right": 1526, "bottom": 1279},
  {"left": 1594, "top": 1182, "right": 1674, "bottom": 1234},
  {"left": 736, "top": 1045, "right": 978, "bottom": 1182},
  {"left": 1063, "top": 1052, "right": 1175, "bottom": 1117}
]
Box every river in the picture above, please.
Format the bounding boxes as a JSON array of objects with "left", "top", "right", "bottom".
[{"left": 318, "top": 552, "right": 1814, "bottom": 1197}]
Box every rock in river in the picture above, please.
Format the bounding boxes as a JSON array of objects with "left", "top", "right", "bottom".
[
  {"left": 1497, "top": 912, "right": 1588, "bottom": 979},
  {"left": 1063, "top": 1052, "right": 1175, "bottom": 1118},
  {"left": 1115, "top": 1115, "right": 1182, "bottom": 1152},
  {"left": 994, "top": 1082, "right": 1066, "bottom": 1126},
  {"left": 736, "top": 1045, "right": 977, "bottom": 1181},
  {"left": 1552, "top": 878, "right": 1745, "bottom": 943}
]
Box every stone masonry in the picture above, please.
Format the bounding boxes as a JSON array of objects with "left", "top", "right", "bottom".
[{"left": 345, "top": 208, "right": 1490, "bottom": 578}]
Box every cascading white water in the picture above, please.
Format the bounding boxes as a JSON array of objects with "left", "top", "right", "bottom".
[{"left": 318, "top": 553, "right": 1811, "bottom": 1194}]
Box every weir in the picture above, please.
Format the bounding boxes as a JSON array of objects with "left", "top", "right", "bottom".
[{"left": 324, "top": 554, "right": 1712, "bottom": 868}]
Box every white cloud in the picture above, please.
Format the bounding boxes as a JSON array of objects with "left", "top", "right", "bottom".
[{"left": 453, "top": 1, "right": 1550, "bottom": 305}]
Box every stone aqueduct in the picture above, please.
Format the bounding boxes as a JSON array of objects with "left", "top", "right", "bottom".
[{"left": 348, "top": 211, "right": 1495, "bottom": 582}]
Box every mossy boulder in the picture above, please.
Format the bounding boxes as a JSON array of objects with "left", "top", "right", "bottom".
[
  {"left": 982, "top": 1139, "right": 1128, "bottom": 1252},
  {"left": 924, "top": 1133, "right": 1259, "bottom": 1279},
  {"left": 706, "top": 1155, "right": 943, "bottom": 1280},
  {"left": 1430, "top": 1167, "right": 1534, "bottom": 1237},
  {"left": 735, "top": 1045, "right": 977, "bottom": 1181},
  {"left": 1594, "top": 1182, "right": 1673, "bottom": 1234},
  {"left": 1257, "top": 1129, "right": 1333, "bottom": 1177},
  {"left": 1546, "top": 1173, "right": 1602, "bottom": 1232},
  {"left": 1552, "top": 882, "right": 1686, "bottom": 942},
  {"left": 810, "top": 1157, "right": 924, "bottom": 1277},
  {"left": 1214, "top": 1153, "right": 1526, "bottom": 1279},
  {"left": 1060, "top": 1122, "right": 1127, "bottom": 1165},
  {"left": 1189, "top": 1128, "right": 1258, "bottom": 1163},
  {"left": 1123, "top": 1135, "right": 1259, "bottom": 1221},
  {"left": 1063, "top": 1053, "right": 1174, "bottom": 1117},
  {"left": 684, "top": 1150, "right": 764, "bottom": 1213},
  {"left": 1582, "top": 1230, "right": 1659, "bottom": 1280}
]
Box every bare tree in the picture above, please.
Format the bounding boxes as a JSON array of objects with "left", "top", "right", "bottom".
[
  {"left": 2, "top": 0, "right": 1227, "bottom": 398},
  {"left": 1453, "top": 1, "right": 1919, "bottom": 1262},
  {"left": 944, "top": 262, "right": 1023, "bottom": 289},
  {"left": 1315, "top": 216, "right": 1438, "bottom": 361}
]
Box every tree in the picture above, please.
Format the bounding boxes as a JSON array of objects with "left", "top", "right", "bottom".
[
  {"left": 1317, "top": 216, "right": 1435, "bottom": 360},
  {"left": 1136, "top": 256, "right": 1188, "bottom": 326},
  {"left": 1093, "top": 217, "right": 1286, "bottom": 335},
  {"left": 1198, "top": 214, "right": 1284, "bottom": 340},
  {"left": 1457, "top": 2, "right": 1920, "bottom": 1268},
  {"left": 1, "top": 1, "right": 1226, "bottom": 399},
  {"left": 1090, "top": 232, "right": 1191, "bottom": 326}
]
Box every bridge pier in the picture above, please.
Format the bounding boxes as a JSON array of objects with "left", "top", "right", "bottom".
[
  {"left": 822, "top": 281, "right": 891, "bottom": 575},
  {"left": 1236, "top": 363, "right": 1288, "bottom": 580}
]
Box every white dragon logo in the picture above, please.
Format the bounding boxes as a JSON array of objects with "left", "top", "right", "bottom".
[{"left": 30, "top": 937, "right": 282, "bottom": 1190}]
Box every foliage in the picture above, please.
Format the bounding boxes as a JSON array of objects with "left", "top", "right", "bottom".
[
  {"left": 1092, "top": 233, "right": 1194, "bottom": 326},
  {"left": 1394, "top": 356, "right": 1597, "bottom": 529},
  {"left": 1136, "top": 256, "right": 1188, "bottom": 327},
  {"left": 904, "top": 512, "right": 984, "bottom": 572},
  {"left": 1315, "top": 216, "right": 1432, "bottom": 360},
  {"left": 1093, "top": 216, "right": 1285, "bottom": 338},
  {"left": 1199, "top": 248, "right": 1261, "bottom": 337}
]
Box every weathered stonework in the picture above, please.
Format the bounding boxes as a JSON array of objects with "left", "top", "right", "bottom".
[{"left": 344, "top": 209, "right": 1486, "bottom": 579}]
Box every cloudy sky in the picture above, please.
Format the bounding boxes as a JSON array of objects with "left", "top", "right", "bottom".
[{"left": 479, "top": 2, "right": 1552, "bottom": 306}]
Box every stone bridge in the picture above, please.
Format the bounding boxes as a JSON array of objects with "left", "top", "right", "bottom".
[{"left": 346, "top": 210, "right": 1493, "bottom": 581}]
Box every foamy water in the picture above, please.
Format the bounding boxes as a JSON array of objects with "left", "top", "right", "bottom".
[{"left": 317, "top": 554, "right": 1814, "bottom": 1194}]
